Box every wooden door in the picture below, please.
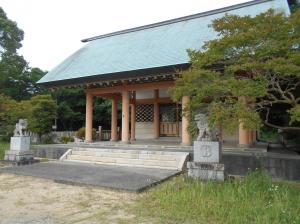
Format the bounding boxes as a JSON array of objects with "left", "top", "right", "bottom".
[{"left": 159, "top": 104, "right": 180, "bottom": 137}]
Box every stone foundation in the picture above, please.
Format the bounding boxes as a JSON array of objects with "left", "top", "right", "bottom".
[
  {"left": 10, "top": 136, "right": 30, "bottom": 151},
  {"left": 4, "top": 150, "right": 34, "bottom": 161},
  {"left": 187, "top": 162, "right": 225, "bottom": 181},
  {"left": 194, "top": 141, "right": 221, "bottom": 163},
  {"left": 5, "top": 136, "right": 33, "bottom": 162},
  {"left": 188, "top": 140, "right": 225, "bottom": 181}
]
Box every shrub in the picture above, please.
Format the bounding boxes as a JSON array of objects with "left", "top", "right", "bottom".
[
  {"left": 59, "top": 136, "right": 74, "bottom": 144},
  {"left": 75, "top": 127, "right": 97, "bottom": 140},
  {"left": 41, "top": 136, "right": 54, "bottom": 144}
]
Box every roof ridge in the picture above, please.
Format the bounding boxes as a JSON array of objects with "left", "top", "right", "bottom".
[{"left": 81, "top": 0, "right": 272, "bottom": 43}]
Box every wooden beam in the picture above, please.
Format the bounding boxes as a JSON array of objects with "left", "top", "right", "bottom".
[
  {"left": 136, "top": 97, "right": 173, "bottom": 104},
  {"left": 95, "top": 93, "right": 121, "bottom": 100},
  {"left": 85, "top": 80, "right": 175, "bottom": 95}
]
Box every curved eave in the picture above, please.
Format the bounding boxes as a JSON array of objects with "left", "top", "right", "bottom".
[{"left": 38, "top": 63, "right": 190, "bottom": 88}]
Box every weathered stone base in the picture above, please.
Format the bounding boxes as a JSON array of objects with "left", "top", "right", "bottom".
[
  {"left": 4, "top": 150, "right": 34, "bottom": 161},
  {"left": 10, "top": 136, "right": 30, "bottom": 151},
  {"left": 187, "top": 162, "right": 225, "bottom": 181},
  {"left": 194, "top": 141, "right": 221, "bottom": 163}
]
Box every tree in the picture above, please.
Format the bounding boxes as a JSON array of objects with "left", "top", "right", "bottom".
[
  {"left": 0, "top": 7, "right": 46, "bottom": 101},
  {"left": 51, "top": 88, "right": 113, "bottom": 131},
  {"left": 0, "top": 94, "right": 30, "bottom": 139},
  {"left": 27, "top": 95, "right": 57, "bottom": 141},
  {"left": 289, "top": 0, "right": 300, "bottom": 12},
  {"left": 0, "top": 7, "right": 24, "bottom": 55},
  {"left": 171, "top": 9, "right": 300, "bottom": 137}
]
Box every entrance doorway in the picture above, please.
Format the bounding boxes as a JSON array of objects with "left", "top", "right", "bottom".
[{"left": 159, "top": 103, "right": 181, "bottom": 137}]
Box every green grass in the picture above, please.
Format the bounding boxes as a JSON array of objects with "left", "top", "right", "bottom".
[
  {"left": 134, "top": 171, "right": 300, "bottom": 224},
  {"left": 0, "top": 141, "right": 9, "bottom": 160}
]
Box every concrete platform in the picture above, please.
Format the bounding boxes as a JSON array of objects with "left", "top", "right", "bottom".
[{"left": 0, "top": 161, "right": 179, "bottom": 192}]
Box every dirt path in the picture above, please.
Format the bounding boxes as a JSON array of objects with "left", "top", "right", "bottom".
[{"left": 0, "top": 173, "right": 139, "bottom": 224}]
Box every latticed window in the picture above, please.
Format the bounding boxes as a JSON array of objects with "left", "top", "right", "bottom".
[
  {"left": 160, "top": 104, "right": 182, "bottom": 122},
  {"left": 136, "top": 104, "right": 154, "bottom": 122}
]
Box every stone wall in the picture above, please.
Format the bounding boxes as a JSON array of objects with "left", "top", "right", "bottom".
[
  {"left": 222, "top": 153, "right": 300, "bottom": 181},
  {"left": 29, "top": 131, "right": 76, "bottom": 143},
  {"left": 31, "top": 143, "right": 300, "bottom": 181},
  {"left": 32, "top": 145, "right": 69, "bottom": 159}
]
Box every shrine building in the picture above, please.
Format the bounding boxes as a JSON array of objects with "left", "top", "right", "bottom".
[{"left": 37, "top": 0, "right": 290, "bottom": 146}]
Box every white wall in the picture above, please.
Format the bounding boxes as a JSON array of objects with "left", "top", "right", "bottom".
[
  {"left": 159, "top": 88, "right": 170, "bottom": 97},
  {"left": 136, "top": 90, "right": 154, "bottom": 99},
  {"left": 135, "top": 88, "right": 171, "bottom": 99},
  {"left": 135, "top": 122, "right": 182, "bottom": 139},
  {"left": 135, "top": 122, "right": 154, "bottom": 139}
]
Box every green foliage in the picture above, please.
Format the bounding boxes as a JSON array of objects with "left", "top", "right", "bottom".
[
  {"left": 259, "top": 126, "right": 280, "bottom": 142},
  {"left": 0, "top": 7, "right": 46, "bottom": 101},
  {"left": 52, "top": 88, "right": 85, "bottom": 131},
  {"left": 0, "top": 140, "right": 9, "bottom": 160},
  {"left": 52, "top": 87, "right": 113, "bottom": 131},
  {"left": 41, "top": 136, "right": 54, "bottom": 144},
  {"left": 134, "top": 171, "right": 300, "bottom": 224},
  {"left": 289, "top": 0, "right": 300, "bottom": 12},
  {"left": 75, "top": 127, "right": 97, "bottom": 140},
  {"left": 0, "top": 94, "right": 30, "bottom": 137},
  {"left": 0, "top": 56, "right": 46, "bottom": 101},
  {"left": 27, "top": 95, "right": 57, "bottom": 141},
  {"left": 288, "top": 105, "right": 300, "bottom": 124},
  {"left": 172, "top": 9, "right": 300, "bottom": 134},
  {"left": 0, "top": 7, "right": 24, "bottom": 54},
  {"left": 59, "top": 136, "right": 74, "bottom": 144}
]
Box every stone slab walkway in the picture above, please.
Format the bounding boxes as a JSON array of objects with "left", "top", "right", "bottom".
[{"left": 0, "top": 161, "right": 179, "bottom": 192}]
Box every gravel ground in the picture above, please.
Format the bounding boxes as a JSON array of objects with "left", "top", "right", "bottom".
[{"left": 0, "top": 173, "right": 139, "bottom": 224}]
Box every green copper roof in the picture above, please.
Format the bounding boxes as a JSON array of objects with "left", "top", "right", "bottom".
[{"left": 38, "top": 0, "right": 290, "bottom": 86}]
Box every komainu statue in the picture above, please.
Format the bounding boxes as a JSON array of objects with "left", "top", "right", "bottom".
[
  {"left": 195, "top": 114, "right": 218, "bottom": 141},
  {"left": 13, "top": 119, "right": 28, "bottom": 137}
]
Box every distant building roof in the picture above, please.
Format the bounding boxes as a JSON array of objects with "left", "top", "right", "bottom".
[{"left": 38, "top": 0, "right": 290, "bottom": 87}]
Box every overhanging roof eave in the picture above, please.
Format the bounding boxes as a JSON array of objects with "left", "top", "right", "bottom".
[{"left": 38, "top": 63, "right": 190, "bottom": 88}]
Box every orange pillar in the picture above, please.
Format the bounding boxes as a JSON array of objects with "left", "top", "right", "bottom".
[
  {"left": 154, "top": 89, "right": 160, "bottom": 139},
  {"left": 238, "top": 96, "right": 250, "bottom": 146},
  {"left": 182, "top": 96, "right": 191, "bottom": 145},
  {"left": 252, "top": 130, "right": 256, "bottom": 143},
  {"left": 121, "top": 90, "right": 130, "bottom": 143},
  {"left": 130, "top": 103, "right": 136, "bottom": 141},
  {"left": 239, "top": 122, "right": 250, "bottom": 146},
  {"left": 248, "top": 131, "right": 253, "bottom": 145},
  {"left": 111, "top": 97, "right": 118, "bottom": 141},
  {"left": 85, "top": 92, "right": 93, "bottom": 143}
]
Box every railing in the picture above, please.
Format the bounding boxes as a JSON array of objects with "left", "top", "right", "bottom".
[
  {"left": 101, "top": 130, "right": 111, "bottom": 141},
  {"left": 98, "top": 126, "right": 121, "bottom": 141},
  {"left": 160, "top": 122, "right": 179, "bottom": 137},
  {"left": 29, "top": 127, "right": 120, "bottom": 143}
]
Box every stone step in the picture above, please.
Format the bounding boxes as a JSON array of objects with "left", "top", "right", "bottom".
[
  {"left": 71, "top": 143, "right": 192, "bottom": 151},
  {"left": 67, "top": 154, "right": 179, "bottom": 170},
  {"left": 71, "top": 150, "right": 179, "bottom": 161},
  {"left": 72, "top": 147, "right": 188, "bottom": 155},
  {"left": 62, "top": 147, "right": 189, "bottom": 170}
]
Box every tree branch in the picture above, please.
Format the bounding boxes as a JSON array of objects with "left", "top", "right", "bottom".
[
  {"left": 264, "top": 107, "right": 300, "bottom": 131},
  {"left": 264, "top": 120, "right": 300, "bottom": 131}
]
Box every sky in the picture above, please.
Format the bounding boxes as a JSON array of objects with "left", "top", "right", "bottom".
[{"left": 0, "top": 0, "right": 249, "bottom": 71}]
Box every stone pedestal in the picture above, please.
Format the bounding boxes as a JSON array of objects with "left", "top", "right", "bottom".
[
  {"left": 187, "top": 162, "right": 225, "bottom": 181},
  {"left": 4, "top": 136, "right": 33, "bottom": 161},
  {"left": 4, "top": 150, "right": 34, "bottom": 161},
  {"left": 194, "top": 141, "right": 221, "bottom": 163},
  {"left": 10, "top": 136, "right": 30, "bottom": 151},
  {"left": 188, "top": 141, "right": 225, "bottom": 181}
]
